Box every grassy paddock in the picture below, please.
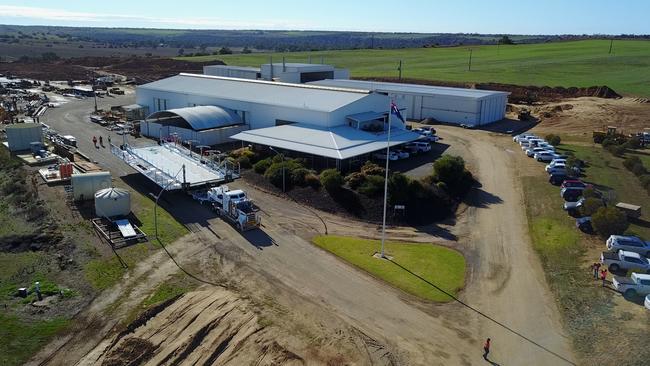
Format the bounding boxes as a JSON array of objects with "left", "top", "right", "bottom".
[
  {"left": 181, "top": 40, "right": 650, "bottom": 97},
  {"left": 312, "top": 235, "right": 465, "bottom": 302},
  {"left": 0, "top": 314, "right": 70, "bottom": 366},
  {"left": 560, "top": 144, "right": 650, "bottom": 238},
  {"left": 522, "top": 142, "right": 650, "bottom": 364}
]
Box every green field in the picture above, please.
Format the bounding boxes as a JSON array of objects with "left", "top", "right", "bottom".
[
  {"left": 181, "top": 40, "right": 650, "bottom": 97},
  {"left": 312, "top": 235, "right": 465, "bottom": 302}
]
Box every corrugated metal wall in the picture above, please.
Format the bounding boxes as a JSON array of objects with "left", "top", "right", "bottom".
[{"left": 141, "top": 121, "right": 249, "bottom": 146}]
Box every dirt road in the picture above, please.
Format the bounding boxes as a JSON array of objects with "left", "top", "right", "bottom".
[
  {"left": 440, "top": 126, "right": 575, "bottom": 365},
  {"left": 33, "top": 97, "right": 574, "bottom": 365}
]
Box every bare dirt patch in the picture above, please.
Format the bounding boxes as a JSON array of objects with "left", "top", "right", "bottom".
[
  {"left": 356, "top": 76, "right": 621, "bottom": 103},
  {"left": 520, "top": 97, "right": 650, "bottom": 138},
  {"left": 0, "top": 56, "right": 222, "bottom": 82}
]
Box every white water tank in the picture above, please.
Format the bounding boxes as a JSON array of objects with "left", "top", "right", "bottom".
[
  {"left": 94, "top": 187, "right": 131, "bottom": 218},
  {"left": 71, "top": 172, "right": 112, "bottom": 201}
]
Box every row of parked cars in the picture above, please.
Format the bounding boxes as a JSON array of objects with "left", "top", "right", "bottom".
[
  {"left": 601, "top": 235, "right": 650, "bottom": 308},
  {"left": 373, "top": 127, "right": 438, "bottom": 161},
  {"left": 515, "top": 133, "right": 650, "bottom": 309}
]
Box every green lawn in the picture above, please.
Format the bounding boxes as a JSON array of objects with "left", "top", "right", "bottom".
[
  {"left": 0, "top": 314, "right": 70, "bottom": 366},
  {"left": 179, "top": 40, "right": 650, "bottom": 97},
  {"left": 312, "top": 235, "right": 465, "bottom": 302}
]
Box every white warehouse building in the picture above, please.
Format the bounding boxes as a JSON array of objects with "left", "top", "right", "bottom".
[
  {"left": 204, "top": 62, "right": 349, "bottom": 83},
  {"left": 135, "top": 73, "right": 420, "bottom": 168},
  {"left": 311, "top": 79, "right": 509, "bottom": 127}
]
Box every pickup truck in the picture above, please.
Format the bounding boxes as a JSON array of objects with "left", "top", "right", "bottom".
[
  {"left": 606, "top": 235, "right": 650, "bottom": 257},
  {"left": 612, "top": 272, "right": 650, "bottom": 298},
  {"left": 601, "top": 250, "right": 650, "bottom": 273}
]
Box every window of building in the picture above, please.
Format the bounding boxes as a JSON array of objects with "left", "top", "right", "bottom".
[
  {"left": 153, "top": 98, "right": 168, "bottom": 112},
  {"left": 275, "top": 119, "right": 298, "bottom": 126}
]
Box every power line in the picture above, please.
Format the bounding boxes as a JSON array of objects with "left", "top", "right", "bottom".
[{"left": 389, "top": 260, "right": 576, "bottom": 365}]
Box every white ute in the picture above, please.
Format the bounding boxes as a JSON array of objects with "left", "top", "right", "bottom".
[
  {"left": 613, "top": 273, "right": 650, "bottom": 298},
  {"left": 207, "top": 185, "right": 261, "bottom": 231},
  {"left": 601, "top": 250, "right": 650, "bottom": 273}
]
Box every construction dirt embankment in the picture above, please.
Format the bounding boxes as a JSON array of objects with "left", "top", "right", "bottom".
[{"left": 356, "top": 77, "right": 622, "bottom": 103}]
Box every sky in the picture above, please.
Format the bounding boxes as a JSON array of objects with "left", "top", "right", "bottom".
[{"left": 0, "top": 0, "right": 647, "bottom": 35}]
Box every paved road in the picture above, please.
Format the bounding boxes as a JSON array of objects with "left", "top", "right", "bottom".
[{"left": 39, "top": 98, "right": 575, "bottom": 365}]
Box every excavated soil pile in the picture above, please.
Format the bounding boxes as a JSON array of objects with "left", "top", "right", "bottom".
[
  {"left": 0, "top": 57, "right": 223, "bottom": 83},
  {"left": 94, "top": 289, "right": 306, "bottom": 366},
  {"left": 356, "top": 77, "right": 622, "bottom": 102}
]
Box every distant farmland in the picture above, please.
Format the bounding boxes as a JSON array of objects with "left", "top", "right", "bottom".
[{"left": 181, "top": 40, "right": 650, "bottom": 97}]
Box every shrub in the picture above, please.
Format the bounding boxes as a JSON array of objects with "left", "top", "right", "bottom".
[
  {"left": 582, "top": 187, "right": 598, "bottom": 199},
  {"left": 405, "top": 179, "right": 451, "bottom": 224},
  {"left": 360, "top": 161, "right": 385, "bottom": 176},
  {"left": 624, "top": 137, "right": 641, "bottom": 150},
  {"left": 358, "top": 175, "right": 385, "bottom": 197},
  {"left": 432, "top": 155, "right": 474, "bottom": 197},
  {"left": 290, "top": 167, "right": 312, "bottom": 186},
  {"left": 320, "top": 169, "right": 343, "bottom": 191},
  {"left": 631, "top": 163, "right": 647, "bottom": 177},
  {"left": 592, "top": 207, "right": 629, "bottom": 237},
  {"left": 264, "top": 160, "right": 304, "bottom": 189},
  {"left": 623, "top": 156, "right": 642, "bottom": 171},
  {"left": 545, "top": 134, "right": 561, "bottom": 146},
  {"left": 253, "top": 158, "right": 272, "bottom": 174},
  {"left": 304, "top": 173, "right": 321, "bottom": 189},
  {"left": 345, "top": 172, "right": 366, "bottom": 190},
  {"left": 640, "top": 175, "right": 650, "bottom": 189},
  {"left": 388, "top": 172, "right": 410, "bottom": 205},
  {"left": 264, "top": 162, "right": 289, "bottom": 189},
  {"left": 580, "top": 197, "right": 604, "bottom": 217},
  {"left": 605, "top": 144, "right": 626, "bottom": 157},
  {"left": 237, "top": 156, "right": 251, "bottom": 169}
]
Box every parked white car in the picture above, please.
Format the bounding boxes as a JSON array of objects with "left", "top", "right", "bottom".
[
  {"left": 526, "top": 147, "right": 549, "bottom": 157},
  {"left": 606, "top": 235, "right": 650, "bottom": 257},
  {"left": 550, "top": 158, "right": 567, "bottom": 165},
  {"left": 513, "top": 133, "right": 537, "bottom": 143},
  {"left": 416, "top": 130, "right": 440, "bottom": 142},
  {"left": 546, "top": 162, "right": 566, "bottom": 173},
  {"left": 520, "top": 141, "right": 531, "bottom": 150},
  {"left": 393, "top": 149, "right": 410, "bottom": 159},
  {"left": 645, "top": 294, "right": 650, "bottom": 310},
  {"left": 373, "top": 151, "right": 399, "bottom": 161},
  {"left": 534, "top": 151, "right": 556, "bottom": 162},
  {"left": 404, "top": 141, "right": 431, "bottom": 153},
  {"left": 613, "top": 272, "right": 650, "bottom": 298},
  {"left": 537, "top": 143, "right": 555, "bottom": 151}
]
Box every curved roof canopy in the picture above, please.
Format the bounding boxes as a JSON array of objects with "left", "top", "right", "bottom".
[{"left": 146, "top": 105, "right": 242, "bottom": 131}]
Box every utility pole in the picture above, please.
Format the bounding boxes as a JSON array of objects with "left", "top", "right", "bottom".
[
  {"left": 468, "top": 49, "right": 473, "bottom": 71},
  {"left": 608, "top": 39, "right": 614, "bottom": 54},
  {"left": 398, "top": 60, "right": 402, "bottom": 80}
]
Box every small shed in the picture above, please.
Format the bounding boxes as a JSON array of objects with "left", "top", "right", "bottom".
[
  {"left": 5, "top": 123, "right": 43, "bottom": 152},
  {"left": 71, "top": 172, "right": 111, "bottom": 201},
  {"left": 94, "top": 187, "right": 131, "bottom": 218}
]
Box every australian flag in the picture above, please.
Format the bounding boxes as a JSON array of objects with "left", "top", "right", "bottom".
[{"left": 390, "top": 102, "right": 405, "bottom": 124}]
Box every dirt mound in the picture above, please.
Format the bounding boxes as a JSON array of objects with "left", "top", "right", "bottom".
[
  {"left": 102, "top": 338, "right": 156, "bottom": 366},
  {"left": 0, "top": 56, "right": 223, "bottom": 83},
  {"left": 91, "top": 289, "right": 307, "bottom": 366},
  {"left": 355, "top": 77, "right": 622, "bottom": 102}
]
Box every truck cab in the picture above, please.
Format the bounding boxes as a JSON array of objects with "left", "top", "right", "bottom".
[{"left": 208, "top": 185, "right": 261, "bottom": 231}]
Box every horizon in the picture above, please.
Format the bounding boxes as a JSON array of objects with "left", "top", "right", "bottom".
[
  {"left": 1, "top": 23, "right": 647, "bottom": 37},
  {"left": 0, "top": 1, "right": 649, "bottom": 35}
]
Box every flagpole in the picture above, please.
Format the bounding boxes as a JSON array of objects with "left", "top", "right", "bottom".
[{"left": 380, "top": 98, "right": 393, "bottom": 259}]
